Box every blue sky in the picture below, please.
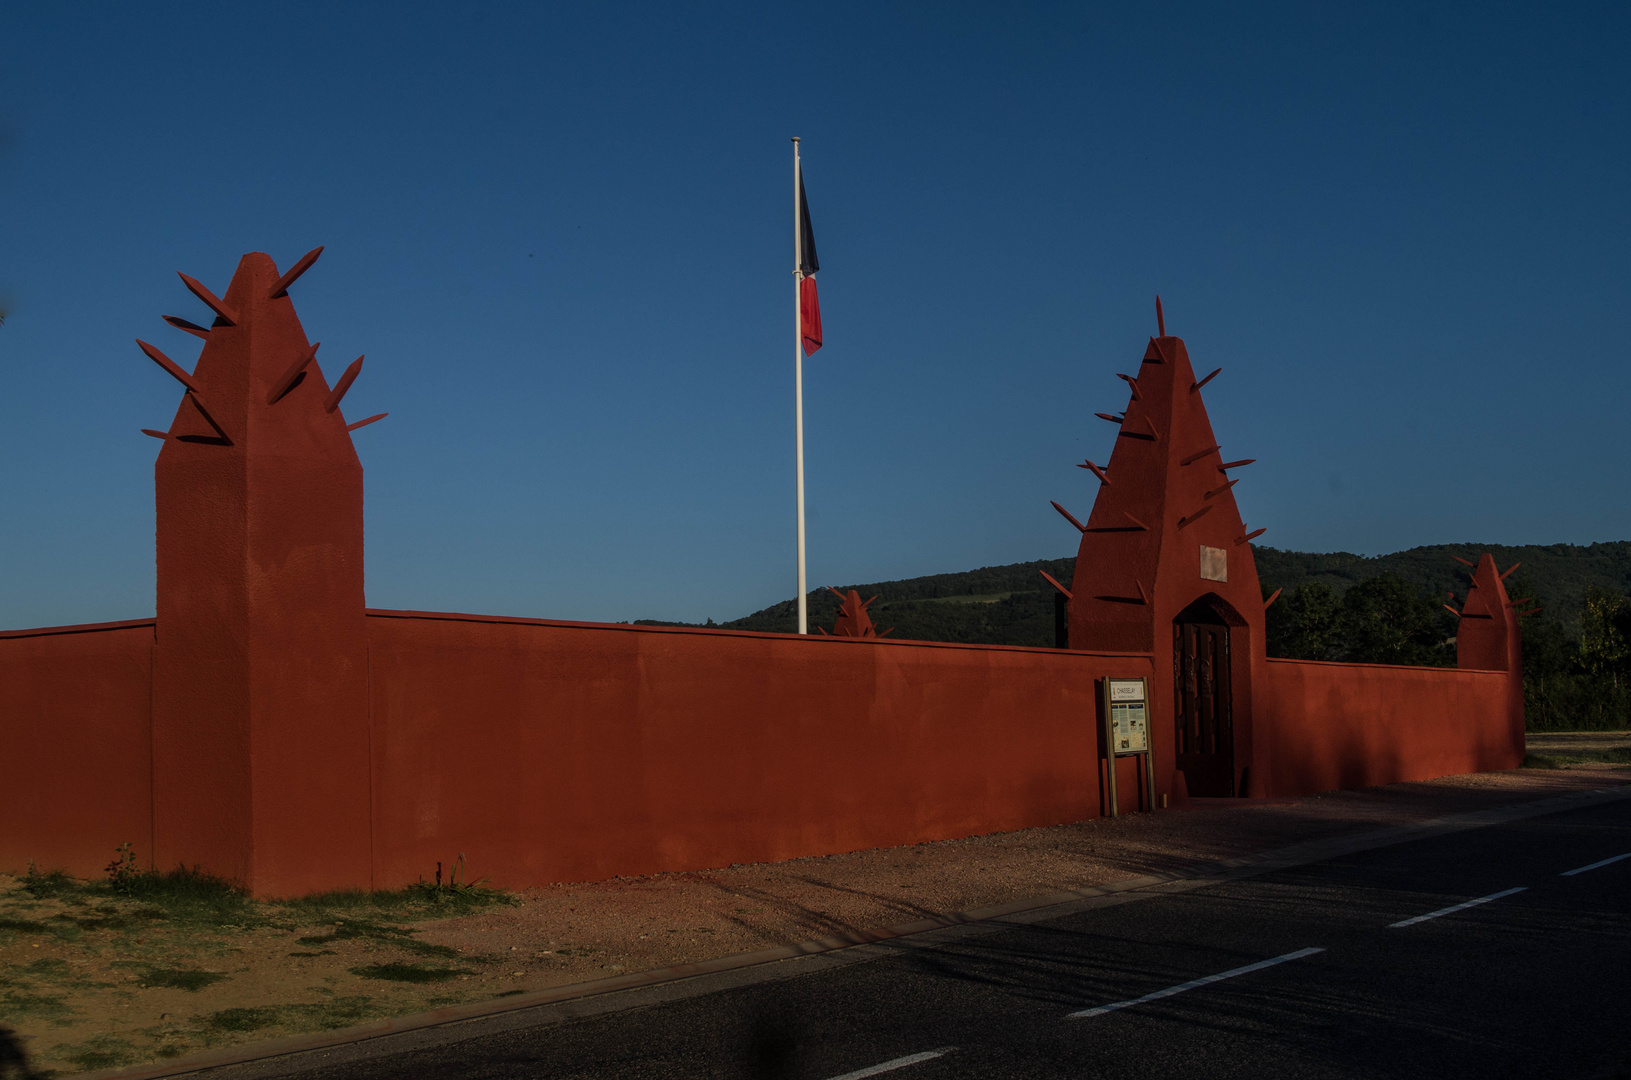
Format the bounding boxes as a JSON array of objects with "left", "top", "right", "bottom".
[{"left": 1, "top": 2, "right": 1626, "bottom": 629}]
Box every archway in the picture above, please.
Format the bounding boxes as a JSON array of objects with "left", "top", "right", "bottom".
[{"left": 1173, "top": 595, "right": 1244, "bottom": 797}]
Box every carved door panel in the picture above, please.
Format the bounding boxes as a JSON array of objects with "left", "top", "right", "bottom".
[{"left": 1174, "top": 618, "right": 1234, "bottom": 797}]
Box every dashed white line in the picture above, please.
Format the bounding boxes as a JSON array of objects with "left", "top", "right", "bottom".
[
  {"left": 1561, "top": 851, "right": 1631, "bottom": 876},
  {"left": 1388, "top": 886, "right": 1527, "bottom": 928},
  {"left": 823, "top": 1047, "right": 955, "bottom": 1080},
  {"left": 1067, "top": 947, "right": 1325, "bottom": 1019}
]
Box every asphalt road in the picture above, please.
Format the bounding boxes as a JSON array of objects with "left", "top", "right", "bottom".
[{"left": 225, "top": 797, "right": 1631, "bottom": 1080}]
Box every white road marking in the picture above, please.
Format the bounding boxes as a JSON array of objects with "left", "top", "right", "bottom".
[
  {"left": 1067, "top": 947, "right": 1324, "bottom": 1019},
  {"left": 1562, "top": 851, "right": 1631, "bottom": 876},
  {"left": 1388, "top": 886, "right": 1527, "bottom": 928},
  {"left": 823, "top": 1047, "right": 954, "bottom": 1080}
]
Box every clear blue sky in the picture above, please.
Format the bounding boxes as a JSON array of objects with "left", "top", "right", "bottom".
[{"left": 1, "top": 3, "right": 1626, "bottom": 629}]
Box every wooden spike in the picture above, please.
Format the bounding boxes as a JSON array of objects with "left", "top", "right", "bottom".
[
  {"left": 1191, "top": 367, "right": 1222, "bottom": 394},
  {"left": 136, "top": 339, "right": 201, "bottom": 393},
  {"left": 1452, "top": 556, "right": 1476, "bottom": 568},
  {"left": 1156, "top": 295, "right": 1164, "bottom": 337},
  {"left": 140, "top": 428, "right": 171, "bottom": 440},
  {"left": 266, "top": 341, "right": 320, "bottom": 404},
  {"left": 323, "top": 356, "right": 364, "bottom": 414},
  {"left": 1444, "top": 604, "right": 1463, "bottom": 618},
  {"left": 1095, "top": 412, "right": 1125, "bottom": 424},
  {"left": 1077, "top": 459, "right": 1112, "bottom": 485},
  {"left": 1123, "top": 511, "right": 1149, "bottom": 531},
  {"left": 1263, "top": 588, "right": 1283, "bottom": 609},
  {"left": 1500, "top": 562, "right": 1521, "bottom": 581},
  {"left": 163, "top": 315, "right": 210, "bottom": 340},
  {"left": 863, "top": 595, "right": 879, "bottom": 608},
  {"left": 1204, "top": 478, "right": 1240, "bottom": 500},
  {"left": 177, "top": 273, "right": 238, "bottom": 326},
  {"left": 180, "top": 393, "right": 232, "bottom": 446},
  {"left": 344, "top": 412, "right": 388, "bottom": 432},
  {"left": 1516, "top": 608, "right": 1540, "bottom": 618},
  {"left": 1039, "top": 570, "right": 1073, "bottom": 599},
  {"left": 1180, "top": 445, "right": 1221, "bottom": 466},
  {"left": 816, "top": 627, "right": 829, "bottom": 635},
  {"left": 1177, "top": 504, "right": 1214, "bottom": 529},
  {"left": 1218, "top": 459, "right": 1256, "bottom": 470},
  {"left": 877, "top": 627, "right": 895, "bottom": 638},
  {"left": 1116, "top": 373, "right": 1141, "bottom": 400},
  {"left": 1147, "top": 337, "right": 1168, "bottom": 364},
  {"left": 268, "top": 246, "right": 325, "bottom": 299},
  {"left": 1136, "top": 579, "right": 1149, "bottom": 605},
  {"left": 1050, "top": 500, "right": 1087, "bottom": 533},
  {"left": 1235, "top": 527, "right": 1267, "bottom": 546},
  {"left": 826, "top": 586, "right": 846, "bottom": 601}
]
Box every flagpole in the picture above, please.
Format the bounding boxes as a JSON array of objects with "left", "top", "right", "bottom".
[{"left": 792, "top": 137, "right": 808, "bottom": 635}]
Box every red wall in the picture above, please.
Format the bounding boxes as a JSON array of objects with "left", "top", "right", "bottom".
[
  {"left": 1256, "top": 657, "right": 1522, "bottom": 797},
  {"left": 365, "top": 611, "right": 1152, "bottom": 889},
  {"left": 0, "top": 620, "right": 155, "bottom": 878}
]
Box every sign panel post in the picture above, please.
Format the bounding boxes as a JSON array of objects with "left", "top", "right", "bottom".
[{"left": 1102, "top": 677, "right": 1156, "bottom": 816}]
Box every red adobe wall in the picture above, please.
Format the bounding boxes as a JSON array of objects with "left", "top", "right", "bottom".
[
  {"left": 1255, "top": 657, "right": 1521, "bottom": 797},
  {"left": 364, "top": 611, "right": 1152, "bottom": 889},
  {"left": 0, "top": 620, "right": 155, "bottom": 878}
]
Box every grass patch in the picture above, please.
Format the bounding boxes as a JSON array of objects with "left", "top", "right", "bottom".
[
  {"left": 135, "top": 965, "right": 228, "bottom": 992},
  {"left": 350, "top": 962, "right": 473, "bottom": 983},
  {"left": 295, "top": 918, "right": 461, "bottom": 959},
  {"left": 203, "top": 996, "right": 380, "bottom": 1034},
  {"left": 1, "top": 988, "right": 76, "bottom": 1022},
  {"left": 58, "top": 1032, "right": 141, "bottom": 1071},
  {"left": 1523, "top": 752, "right": 1564, "bottom": 769},
  {"left": 0, "top": 917, "right": 49, "bottom": 935}
]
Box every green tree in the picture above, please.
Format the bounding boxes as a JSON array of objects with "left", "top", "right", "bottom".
[
  {"left": 1335, "top": 573, "right": 1455, "bottom": 666},
  {"left": 1579, "top": 585, "right": 1631, "bottom": 688},
  {"left": 1265, "top": 582, "right": 1341, "bottom": 660}
]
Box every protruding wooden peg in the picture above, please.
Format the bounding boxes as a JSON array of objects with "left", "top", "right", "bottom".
[
  {"left": 1191, "top": 367, "right": 1221, "bottom": 393},
  {"left": 1510, "top": 597, "right": 1535, "bottom": 607},
  {"left": 324, "top": 356, "right": 364, "bottom": 414},
  {"left": 1264, "top": 588, "right": 1283, "bottom": 609},
  {"left": 1136, "top": 579, "right": 1149, "bottom": 605},
  {"left": 266, "top": 341, "right": 320, "bottom": 404},
  {"left": 1177, "top": 504, "right": 1213, "bottom": 528},
  {"left": 177, "top": 273, "right": 238, "bottom": 326},
  {"left": 1120, "top": 414, "right": 1159, "bottom": 441},
  {"left": 136, "top": 339, "right": 201, "bottom": 393},
  {"left": 1235, "top": 527, "right": 1267, "bottom": 546},
  {"left": 1095, "top": 412, "right": 1125, "bottom": 424},
  {"left": 1451, "top": 556, "right": 1476, "bottom": 568},
  {"left": 1039, "top": 570, "right": 1073, "bottom": 599},
  {"left": 1180, "top": 445, "right": 1221, "bottom": 466},
  {"left": 163, "top": 315, "right": 210, "bottom": 340},
  {"left": 1076, "top": 459, "right": 1112, "bottom": 485},
  {"left": 140, "top": 428, "right": 171, "bottom": 440},
  {"left": 1205, "top": 478, "right": 1240, "bottom": 500},
  {"left": 1123, "top": 511, "right": 1150, "bottom": 531},
  {"left": 1443, "top": 604, "right": 1463, "bottom": 618},
  {"left": 1117, "top": 373, "right": 1141, "bottom": 400},
  {"left": 345, "top": 413, "right": 388, "bottom": 432},
  {"left": 1500, "top": 562, "right": 1521, "bottom": 581},
  {"left": 268, "top": 246, "right": 324, "bottom": 299},
  {"left": 1050, "top": 500, "right": 1088, "bottom": 533},
  {"left": 1147, "top": 337, "right": 1168, "bottom": 363},
  {"left": 1218, "top": 459, "right": 1256, "bottom": 470},
  {"left": 1156, "top": 295, "right": 1165, "bottom": 337}
]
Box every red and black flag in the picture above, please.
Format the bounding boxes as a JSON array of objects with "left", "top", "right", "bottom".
[{"left": 797, "top": 169, "right": 822, "bottom": 355}]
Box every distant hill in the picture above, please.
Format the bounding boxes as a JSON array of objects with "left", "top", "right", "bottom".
[{"left": 638, "top": 542, "right": 1631, "bottom": 646}]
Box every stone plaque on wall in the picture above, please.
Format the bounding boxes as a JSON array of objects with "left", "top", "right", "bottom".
[{"left": 1200, "top": 544, "right": 1227, "bottom": 582}]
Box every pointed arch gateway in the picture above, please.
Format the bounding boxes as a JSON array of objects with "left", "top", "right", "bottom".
[{"left": 1173, "top": 594, "right": 1246, "bottom": 797}]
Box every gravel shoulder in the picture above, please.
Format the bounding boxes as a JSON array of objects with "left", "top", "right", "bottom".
[{"left": 4, "top": 766, "right": 1626, "bottom": 1077}]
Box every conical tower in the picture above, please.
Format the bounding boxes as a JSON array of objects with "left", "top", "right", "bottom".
[
  {"left": 1054, "top": 301, "right": 1267, "bottom": 797},
  {"left": 144, "top": 249, "right": 381, "bottom": 896}
]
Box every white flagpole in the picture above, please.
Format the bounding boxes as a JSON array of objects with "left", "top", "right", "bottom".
[{"left": 792, "top": 137, "right": 808, "bottom": 635}]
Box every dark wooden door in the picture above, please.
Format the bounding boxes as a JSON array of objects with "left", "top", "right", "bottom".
[{"left": 1174, "top": 618, "right": 1234, "bottom": 797}]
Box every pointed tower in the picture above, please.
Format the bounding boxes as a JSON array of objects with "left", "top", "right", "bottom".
[
  {"left": 145, "top": 250, "right": 377, "bottom": 896},
  {"left": 1057, "top": 302, "right": 1268, "bottom": 798},
  {"left": 1452, "top": 553, "right": 1527, "bottom": 766}
]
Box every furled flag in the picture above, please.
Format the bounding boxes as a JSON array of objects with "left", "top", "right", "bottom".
[{"left": 798, "top": 170, "right": 822, "bottom": 355}]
